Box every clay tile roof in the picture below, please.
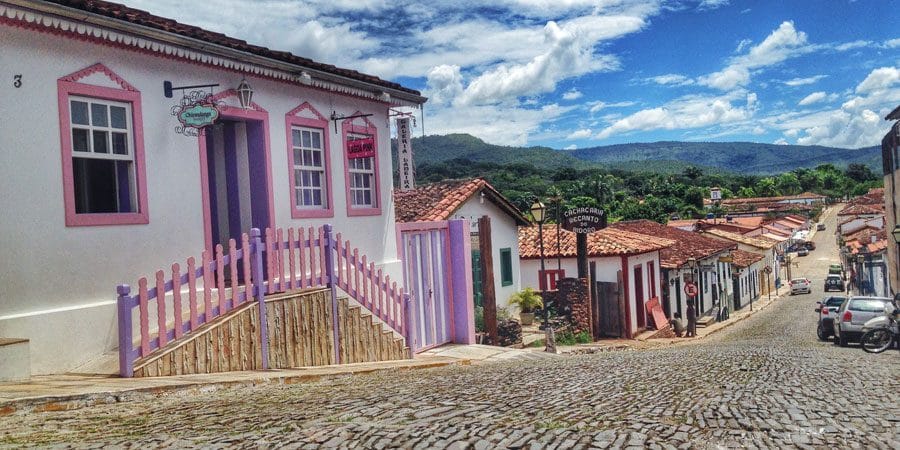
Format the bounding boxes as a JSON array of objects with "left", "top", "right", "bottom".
[
  {"left": 666, "top": 219, "right": 699, "bottom": 229},
  {"left": 393, "top": 178, "right": 529, "bottom": 224},
  {"left": 761, "top": 233, "right": 788, "bottom": 242},
  {"left": 518, "top": 225, "right": 674, "bottom": 259},
  {"left": 46, "top": 0, "right": 421, "bottom": 97},
  {"left": 838, "top": 204, "right": 884, "bottom": 216},
  {"left": 732, "top": 249, "right": 765, "bottom": 268},
  {"left": 700, "top": 228, "right": 776, "bottom": 250},
  {"left": 609, "top": 220, "right": 736, "bottom": 268}
]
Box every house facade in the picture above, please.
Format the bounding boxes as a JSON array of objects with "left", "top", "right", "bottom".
[
  {"left": 518, "top": 226, "right": 674, "bottom": 338},
  {"left": 393, "top": 178, "right": 530, "bottom": 310},
  {"left": 0, "top": 0, "right": 427, "bottom": 374},
  {"left": 612, "top": 220, "right": 736, "bottom": 321}
]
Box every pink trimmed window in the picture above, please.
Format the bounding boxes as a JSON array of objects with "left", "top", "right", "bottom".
[
  {"left": 58, "top": 64, "right": 149, "bottom": 226},
  {"left": 286, "top": 103, "right": 333, "bottom": 219},
  {"left": 342, "top": 115, "right": 381, "bottom": 216}
]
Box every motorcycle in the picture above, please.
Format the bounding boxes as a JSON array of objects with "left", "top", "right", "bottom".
[{"left": 860, "top": 301, "right": 899, "bottom": 354}]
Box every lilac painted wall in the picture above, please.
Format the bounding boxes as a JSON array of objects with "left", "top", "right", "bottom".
[{"left": 448, "top": 219, "right": 475, "bottom": 344}]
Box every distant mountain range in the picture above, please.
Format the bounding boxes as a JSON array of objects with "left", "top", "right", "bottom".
[{"left": 397, "top": 133, "right": 880, "bottom": 175}]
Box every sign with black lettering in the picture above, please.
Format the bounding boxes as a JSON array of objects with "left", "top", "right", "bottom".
[{"left": 562, "top": 207, "right": 606, "bottom": 234}]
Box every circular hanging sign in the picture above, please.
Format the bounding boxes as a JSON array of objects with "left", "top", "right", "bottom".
[
  {"left": 684, "top": 282, "right": 698, "bottom": 297},
  {"left": 562, "top": 207, "right": 607, "bottom": 234}
]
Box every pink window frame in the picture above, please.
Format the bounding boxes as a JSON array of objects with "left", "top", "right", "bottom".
[
  {"left": 341, "top": 113, "right": 381, "bottom": 217},
  {"left": 57, "top": 66, "right": 149, "bottom": 227},
  {"left": 285, "top": 103, "right": 333, "bottom": 218}
]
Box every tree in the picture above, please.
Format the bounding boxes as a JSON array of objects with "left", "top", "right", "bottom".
[
  {"left": 683, "top": 166, "right": 703, "bottom": 181},
  {"left": 845, "top": 163, "right": 876, "bottom": 183},
  {"left": 775, "top": 173, "right": 802, "bottom": 195},
  {"left": 737, "top": 186, "right": 756, "bottom": 197},
  {"left": 755, "top": 177, "right": 779, "bottom": 197}
]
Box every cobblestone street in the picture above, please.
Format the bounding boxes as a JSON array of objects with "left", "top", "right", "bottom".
[{"left": 2, "top": 213, "right": 899, "bottom": 449}]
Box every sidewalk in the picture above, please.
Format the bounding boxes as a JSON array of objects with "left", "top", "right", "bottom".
[
  {"left": 0, "top": 356, "right": 468, "bottom": 416},
  {"left": 639, "top": 290, "right": 784, "bottom": 345}
]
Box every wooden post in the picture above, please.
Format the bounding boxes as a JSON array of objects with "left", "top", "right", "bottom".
[
  {"left": 577, "top": 233, "right": 589, "bottom": 279},
  {"left": 590, "top": 261, "right": 600, "bottom": 340},
  {"left": 117, "top": 284, "right": 134, "bottom": 378},
  {"left": 323, "top": 224, "right": 341, "bottom": 364},
  {"left": 250, "top": 228, "right": 269, "bottom": 370},
  {"left": 478, "top": 216, "right": 498, "bottom": 345}
]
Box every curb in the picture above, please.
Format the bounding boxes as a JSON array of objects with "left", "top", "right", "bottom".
[
  {"left": 647, "top": 293, "right": 784, "bottom": 346},
  {"left": 0, "top": 359, "right": 469, "bottom": 416}
]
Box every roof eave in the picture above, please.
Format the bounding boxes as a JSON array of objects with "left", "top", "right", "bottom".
[{"left": 12, "top": 0, "right": 427, "bottom": 106}]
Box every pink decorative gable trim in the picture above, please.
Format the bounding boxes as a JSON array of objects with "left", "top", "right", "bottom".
[
  {"left": 346, "top": 110, "right": 376, "bottom": 129},
  {"left": 59, "top": 63, "right": 137, "bottom": 92},
  {"left": 286, "top": 101, "right": 327, "bottom": 121},
  {"left": 210, "top": 89, "right": 268, "bottom": 113}
]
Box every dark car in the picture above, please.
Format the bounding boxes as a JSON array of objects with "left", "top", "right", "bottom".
[
  {"left": 816, "top": 296, "right": 847, "bottom": 340},
  {"left": 803, "top": 241, "right": 816, "bottom": 251},
  {"left": 824, "top": 275, "right": 844, "bottom": 292}
]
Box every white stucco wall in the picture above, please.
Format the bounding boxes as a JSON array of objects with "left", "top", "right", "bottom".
[
  {"left": 0, "top": 24, "right": 402, "bottom": 373},
  {"left": 520, "top": 251, "right": 663, "bottom": 336},
  {"left": 452, "top": 198, "right": 521, "bottom": 309}
]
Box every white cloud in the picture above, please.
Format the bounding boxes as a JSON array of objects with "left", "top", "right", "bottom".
[
  {"left": 424, "top": 103, "right": 572, "bottom": 146},
  {"left": 835, "top": 40, "right": 873, "bottom": 51},
  {"left": 774, "top": 138, "right": 789, "bottom": 145},
  {"left": 855, "top": 67, "right": 900, "bottom": 94},
  {"left": 698, "top": 0, "right": 729, "bottom": 10},
  {"left": 765, "top": 67, "right": 900, "bottom": 148},
  {"left": 566, "top": 128, "right": 592, "bottom": 139},
  {"left": 699, "top": 21, "right": 809, "bottom": 90},
  {"left": 425, "top": 65, "right": 464, "bottom": 106},
  {"left": 564, "top": 144, "right": 578, "bottom": 150},
  {"left": 588, "top": 100, "right": 637, "bottom": 113},
  {"left": 562, "top": 88, "right": 583, "bottom": 100},
  {"left": 798, "top": 91, "right": 827, "bottom": 106},
  {"left": 735, "top": 39, "right": 752, "bottom": 53},
  {"left": 784, "top": 75, "right": 827, "bottom": 86},
  {"left": 647, "top": 74, "right": 695, "bottom": 86},
  {"left": 886, "top": 38, "right": 900, "bottom": 48},
  {"left": 595, "top": 91, "right": 758, "bottom": 139}
]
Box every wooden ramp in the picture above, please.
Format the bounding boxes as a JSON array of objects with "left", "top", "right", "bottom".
[{"left": 133, "top": 288, "right": 406, "bottom": 377}]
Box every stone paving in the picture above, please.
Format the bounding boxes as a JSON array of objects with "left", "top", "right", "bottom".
[{"left": 2, "top": 211, "right": 899, "bottom": 449}]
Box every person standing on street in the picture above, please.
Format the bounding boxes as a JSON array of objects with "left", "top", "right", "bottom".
[{"left": 686, "top": 300, "right": 697, "bottom": 337}]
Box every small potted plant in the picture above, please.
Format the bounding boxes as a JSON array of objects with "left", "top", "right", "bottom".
[{"left": 508, "top": 287, "right": 543, "bottom": 325}]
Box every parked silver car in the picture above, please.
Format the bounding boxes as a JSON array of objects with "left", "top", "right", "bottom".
[
  {"left": 816, "top": 296, "right": 847, "bottom": 340},
  {"left": 832, "top": 296, "right": 894, "bottom": 347}
]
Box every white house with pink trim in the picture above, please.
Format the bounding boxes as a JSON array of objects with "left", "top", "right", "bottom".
[{"left": 0, "top": 0, "right": 436, "bottom": 375}]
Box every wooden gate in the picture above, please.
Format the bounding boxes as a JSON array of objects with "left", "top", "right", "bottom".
[
  {"left": 399, "top": 222, "right": 454, "bottom": 352},
  {"left": 595, "top": 281, "right": 622, "bottom": 338}
]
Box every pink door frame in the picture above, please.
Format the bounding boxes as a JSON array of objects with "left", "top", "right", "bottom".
[{"left": 197, "top": 104, "right": 275, "bottom": 255}]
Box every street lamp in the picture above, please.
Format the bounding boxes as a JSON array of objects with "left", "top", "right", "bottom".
[
  {"left": 530, "top": 200, "right": 554, "bottom": 352},
  {"left": 236, "top": 78, "right": 254, "bottom": 109}
]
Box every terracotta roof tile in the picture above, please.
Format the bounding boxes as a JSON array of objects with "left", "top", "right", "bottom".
[
  {"left": 518, "top": 225, "right": 674, "bottom": 259},
  {"left": 838, "top": 204, "right": 884, "bottom": 216},
  {"left": 393, "top": 178, "right": 529, "bottom": 224},
  {"left": 46, "top": 0, "right": 421, "bottom": 97},
  {"left": 610, "top": 220, "right": 736, "bottom": 268},
  {"left": 700, "top": 228, "right": 776, "bottom": 250},
  {"left": 732, "top": 249, "right": 765, "bottom": 268}
]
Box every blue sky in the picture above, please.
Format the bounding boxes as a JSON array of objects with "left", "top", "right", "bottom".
[{"left": 120, "top": 0, "right": 899, "bottom": 149}]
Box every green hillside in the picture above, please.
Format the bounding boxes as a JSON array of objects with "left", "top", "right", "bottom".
[{"left": 393, "top": 134, "right": 880, "bottom": 175}]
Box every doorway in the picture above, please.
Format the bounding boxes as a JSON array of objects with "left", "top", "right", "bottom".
[{"left": 200, "top": 117, "right": 272, "bottom": 255}]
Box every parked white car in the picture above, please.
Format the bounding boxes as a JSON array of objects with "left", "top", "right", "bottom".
[{"left": 790, "top": 278, "right": 811, "bottom": 295}]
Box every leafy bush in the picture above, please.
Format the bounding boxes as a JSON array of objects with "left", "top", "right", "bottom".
[
  {"left": 508, "top": 288, "right": 543, "bottom": 313},
  {"left": 474, "top": 306, "right": 485, "bottom": 333}
]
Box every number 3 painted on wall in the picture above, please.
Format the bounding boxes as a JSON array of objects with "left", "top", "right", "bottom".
[{"left": 13, "top": 75, "right": 22, "bottom": 88}]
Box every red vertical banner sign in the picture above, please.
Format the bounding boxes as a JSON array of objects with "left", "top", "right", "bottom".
[{"left": 397, "top": 117, "right": 415, "bottom": 190}]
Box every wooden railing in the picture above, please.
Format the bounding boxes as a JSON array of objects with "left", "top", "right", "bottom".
[{"left": 117, "top": 225, "right": 408, "bottom": 377}]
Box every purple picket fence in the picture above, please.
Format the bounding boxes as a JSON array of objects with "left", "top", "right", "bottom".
[
  {"left": 117, "top": 225, "right": 409, "bottom": 377},
  {"left": 117, "top": 229, "right": 266, "bottom": 377}
]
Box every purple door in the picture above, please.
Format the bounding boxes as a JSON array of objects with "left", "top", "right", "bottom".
[{"left": 401, "top": 225, "right": 453, "bottom": 351}]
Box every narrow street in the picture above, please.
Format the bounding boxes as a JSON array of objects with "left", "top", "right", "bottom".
[{"left": 2, "top": 207, "right": 898, "bottom": 449}]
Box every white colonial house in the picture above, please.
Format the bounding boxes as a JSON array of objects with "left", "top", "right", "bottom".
[
  {"left": 518, "top": 225, "right": 673, "bottom": 339},
  {"left": 0, "top": 0, "right": 442, "bottom": 375},
  {"left": 393, "top": 178, "right": 530, "bottom": 311}
]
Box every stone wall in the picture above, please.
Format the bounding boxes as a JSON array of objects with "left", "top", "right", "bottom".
[{"left": 551, "top": 278, "right": 592, "bottom": 334}]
